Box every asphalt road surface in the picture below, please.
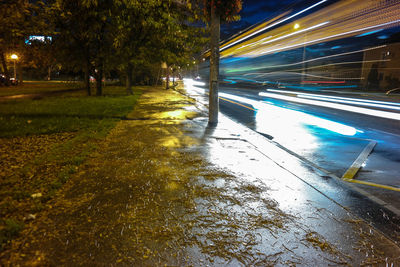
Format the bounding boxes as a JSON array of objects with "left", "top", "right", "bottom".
[{"left": 183, "top": 79, "right": 400, "bottom": 243}]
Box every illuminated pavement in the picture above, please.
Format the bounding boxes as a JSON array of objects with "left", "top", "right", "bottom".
[
  {"left": 182, "top": 78, "right": 400, "bottom": 238},
  {"left": 185, "top": 79, "right": 400, "bottom": 213},
  {"left": 197, "top": 0, "right": 400, "bottom": 218},
  {"left": 2, "top": 85, "right": 400, "bottom": 265},
  {"left": 195, "top": 0, "right": 400, "bottom": 236}
]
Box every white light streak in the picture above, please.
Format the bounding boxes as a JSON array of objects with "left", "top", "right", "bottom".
[
  {"left": 220, "top": 0, "right": 328, "bottom": 51},
  {"left": 259, "top": 92, "right": 400, "bottom": 121},
  {"left": 257, "top": 19, "right": 400, "bottom": 56},
  {"left": 260, "top": 22, "right": 330, "bottom": 46},
  {"left": 220, "top": 92, "right": 357, "bottom": 136},
  {"left": 303, "top": 59, "right": 391, "bottom": 71},
  {"left": 298, "top": 94, "right": 400, "bottom": 111},
  {"left": 249, "top": 45, "right": 388, "bottom": 70},
  {"left": 183, "top": 78, "right": 206, "bottom": 94},
  {"left": 183, "top": 78, "right": 205, "bottom": 87},
  {"left": 267, "top": 89, "right": 400, "bottom": 107}
]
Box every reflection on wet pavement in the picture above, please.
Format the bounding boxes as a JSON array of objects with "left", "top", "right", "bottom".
[
  {"left": 2, "top": 86, "right": 399, "bottom": 265},
  {"left": 203, "top": 115, "right": 400, "bottom": 265}
]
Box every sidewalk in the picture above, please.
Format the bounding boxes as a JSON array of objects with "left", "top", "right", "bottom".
[{"left": 1, "top": 85, "right": 400, "bottom": 265}]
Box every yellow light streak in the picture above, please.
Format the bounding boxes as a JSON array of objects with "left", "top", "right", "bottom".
[{"left": 220, "top": 0, "right": 400, "bottom": 58}]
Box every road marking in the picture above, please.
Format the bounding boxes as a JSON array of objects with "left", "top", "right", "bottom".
[
  {"left": 219, "top": 96, "right": 256, "bottom": 111},
  {"left": 343, "top": 178, "right": 400, "bottom": 192},
  {"left": 342, "top": 140, "right": 376, "bottom": 179}
]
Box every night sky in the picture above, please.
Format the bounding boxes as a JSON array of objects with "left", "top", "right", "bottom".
[
  {"left": 221, "top": 0, "right": 317, "bottom": 39},
  {"left": 240, "top": 0, "right": 299, "bottom": 25}
]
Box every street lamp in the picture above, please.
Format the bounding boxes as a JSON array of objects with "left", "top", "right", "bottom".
[{"left": 10, "top": 54, "right": 18, "bottom": 81}]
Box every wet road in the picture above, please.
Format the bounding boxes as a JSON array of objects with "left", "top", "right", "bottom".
[
  {"left": 218, "top": 85, "right": 400, "bottom": 184},
  {"left": 183, "top": 79, "right": 400, "bottom": 243}
]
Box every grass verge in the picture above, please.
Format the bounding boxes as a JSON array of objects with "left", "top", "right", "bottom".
[
  {"left": 0, "top": 84, "right": 142, "bottom": 251},
  {"left": 0, "top": 81, "right": 82, "bottom": 97}
]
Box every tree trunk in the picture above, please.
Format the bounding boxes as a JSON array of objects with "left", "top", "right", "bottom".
[
  {"left": 126, "top": 63, "right": 133, "bottom": 95},
  {"left": 95, "top": 65, "right": 103, "bottom": 96},
  {"left": 209, "top": 3, "right": 220, "bottom": 125},
  {"left": 166, "top": 66, "right": 170, "bottom": 90},
  {"left": 102, "top": 62, "right": 106, "bottom": 88},
  {"left": 155, "top": 67, "right": 161, "bottom": 86},
  {"left": 47, "top": 66, "right": 51, "bottom": 81},
  {"left": 84, "top": 57, "right": 91, "bottom": 96},
  {"left": 0, "top": 50, "right": 10, "bottom": 86}
]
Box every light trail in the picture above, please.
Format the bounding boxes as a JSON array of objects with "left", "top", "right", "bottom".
[
  {"left": 241, "top": 71, "right": 362, "bottom": 81},
  {"left": 267, "top": 89, "right": 400, "bottom": 107},
  {"left": 220, "top": 0, "right": 328, "bottom": 51},
  {"left": 183, "top": 78, "right": 205, "bottom": 87},
  {"left": 226, "top": 45, "right": 388, "bottom": 76},
  {"left": 259, "top": 22, "right": 330, "bottom": 46},
  {"left": 219, "top": 92, "right": 358, "bottom": 136},
  {"left": 255, "top": 19, "right": 400, "bottom": 56},
  {"left": 299, "top": 59, "right": 391, "bottom": 70},
  {"left": 183, "top": 78, "right": 206, "bottom": 95},
  {"left": 241, "top": 45, "right": 387, "bottom": 70},
  {"left": 218, "top": 0, "right": 400, "bottom": 59},
  {"left": 294, "top": 73, "right": 363, "bottom": 80},
  {"left": 242, "top": 59, "right": 390, "bottom": 77},
  {"left": 297, "top": 94, "right": 400, "bottom": 111},
  {"left": 302, "top": 81, "right": 345, "bottom": 84},
  {"left": 183, "top": 79, "right": 359, "bottom": 136},
  {"left": 259, "top": 92, "right": 400, "bottom": 121}
]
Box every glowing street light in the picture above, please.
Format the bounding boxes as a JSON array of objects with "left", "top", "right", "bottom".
[
  {"left": 10, "top": 54, "right": 18, "bottom": 81},
  {"left": 294, "top": 23, "right": 300, "bottom": 30}
]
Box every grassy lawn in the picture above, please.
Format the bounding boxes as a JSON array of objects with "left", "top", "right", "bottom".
[
  {"left": 0, "top": 93, "right": 139, "bottom": 137},
  {"left": 0, "top": 83, "right": 142, "bottom": 251},
  {"left": 0, "top": 81, "right": 83, "bottom": 97}
]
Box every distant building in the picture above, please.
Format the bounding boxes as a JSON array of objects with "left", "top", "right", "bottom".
[{"left": 361, "top": 42, "right": 400, "bottom": 91}]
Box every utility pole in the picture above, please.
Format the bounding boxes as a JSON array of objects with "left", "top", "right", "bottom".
[{"left": 209, "top": 2, "right": 220, "bottom": 125}]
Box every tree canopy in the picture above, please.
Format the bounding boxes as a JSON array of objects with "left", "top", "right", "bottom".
[
  {"left": 1, "top": 0, "right": 208, "bottom": 95},
  {"left": 203, "top": 0, "right": 242, "bottom": 22},
  {"left": 0, "top": 0, "right": 45, "bottom": 84}
]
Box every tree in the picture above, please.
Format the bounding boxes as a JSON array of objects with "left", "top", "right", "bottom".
[
  {"left": 23, "top": 38, "right": 57, "bottom": 81},
  {"left": 0, "top": 0, "right": 43, "bottom": 85},
  {"left": 111, "top": 0, "right": 160, "bottom": 94},
  {"left": 49, "top": 0, "right": 114, "bottom": 96},
  {"left": 111, "top": 0, "right": 206, "bottom": 93},
  {"left": 188, "top": 0, "right": 242, "bottom": 125},
  {"left": 156, "top": 1, "right": 208, "bottom": 89}
]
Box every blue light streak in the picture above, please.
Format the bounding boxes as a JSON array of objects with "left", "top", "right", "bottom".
[
  {"left": 219, "top": 92, "right": 358, "bottom": 136},
  {"left": 356, "top": 29, "right": 383, "bottom": 37}
]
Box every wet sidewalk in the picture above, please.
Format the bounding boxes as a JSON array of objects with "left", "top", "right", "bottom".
[{"left": 1, "top": 85, "right": 400, "bottom": 265}]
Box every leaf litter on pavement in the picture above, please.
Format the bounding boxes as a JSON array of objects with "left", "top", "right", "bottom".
[
  {"left": 1, "top": 87, "right": 400, "bottom": 266},
  {"left": 0, "top": 133, "right": 76, "bottom": 249}
]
